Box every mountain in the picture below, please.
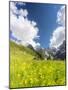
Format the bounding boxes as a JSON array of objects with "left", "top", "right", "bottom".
[
  {"left": 27, "top": 40, "right": 66, "bottom": 60},
  {"left": 27, "top": 44, "right": 35, "bottom": 51},
  {"left": 10, "top": 41, "right": 47, "bottom": 60},
  {"left": 10, "top": 41, "right": 38, "bottom": 57},
  {"left": 34, "top": 40, "right": 66, "bottom": 60},
  {"left": 54, "top": 40, "right": 66, "bottom": 60},
  {"left": 10, "top": 40, "right": 66, "bottom": 61},
  {"left": 35, "top": 47, "right": 55, "bottom": 60}
]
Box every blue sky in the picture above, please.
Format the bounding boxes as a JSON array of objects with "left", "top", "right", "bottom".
[
  {"left": 10, "top": 2, "right": 65, "bottom": 48},
  {"left": 24, "top": 3, "right": 63, "bottom": 48}
]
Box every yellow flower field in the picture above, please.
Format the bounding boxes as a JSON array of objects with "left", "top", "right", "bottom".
[{"left": 10, "top": 41, "right": 66, "bottom": 88}]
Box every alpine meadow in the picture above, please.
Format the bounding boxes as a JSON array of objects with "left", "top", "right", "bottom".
[
  {"left": 10, "top": 41, "right": 65, "bottom": 88},
  {"left": 10, "top": 2, "right": 66, "bottom": 88}
]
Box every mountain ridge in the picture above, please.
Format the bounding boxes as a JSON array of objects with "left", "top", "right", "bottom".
[{"left": 10, "top": 40, "right": 66, "bottom": 60}]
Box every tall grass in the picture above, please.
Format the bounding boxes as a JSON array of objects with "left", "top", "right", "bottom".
[{"left": 10, "top": 42, "right": 66, "bottom": 88}]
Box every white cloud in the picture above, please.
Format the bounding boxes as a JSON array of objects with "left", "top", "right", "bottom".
[
  {"left": 16, "top": 2, "right": 26, "bottom": 6},
  {"left": 57, "top": 6, "right": 65, "bottom": 26},
  {"left": 31, "top": 21, "right": 37, "bottom": 26},
  {"left": 19, "top": 9, "right": 28, "bottom": 17},
  {"left": 49, "top": 6, "right": 65, "bottom": 49},
  {"left": 10, "top": 2, "right": 40, "bottom": 48},
  {"left": 10, "top": 2, "right": 28, "bottom": 17},
  {"left": 10, "top": 2, "right": 18, "bottom": 15},
  {"left": 50, "top": 27, "right": 65, "bottom": 48}
]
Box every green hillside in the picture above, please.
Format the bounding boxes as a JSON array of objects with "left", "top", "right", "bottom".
[{"left": 10, "top": 41, "right": 66, "bottom": 88}]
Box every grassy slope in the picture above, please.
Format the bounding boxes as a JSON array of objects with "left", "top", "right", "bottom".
[{"left": 10, "top": 41, "right": 66, "bottom": 88}]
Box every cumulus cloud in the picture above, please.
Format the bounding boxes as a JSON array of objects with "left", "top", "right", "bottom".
[
  {"left": 10, "top": 2, "right": 40, "bottom": 48},
  {"left": 57, "top": 6, "right": 65, "bottom": 26},
  {"left": 16, "top": 2, "right": 26, "bottom": 6},
  {"left": 50, "top": 27, "right": 65, "bottom": 48},
  {"left": 49, "top": 6, "right": 65, "bottom": 49}
]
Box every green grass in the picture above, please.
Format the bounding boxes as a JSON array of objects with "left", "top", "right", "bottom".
[{"left": 10, "top": 41, "right": 66, "bottom": 88}]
